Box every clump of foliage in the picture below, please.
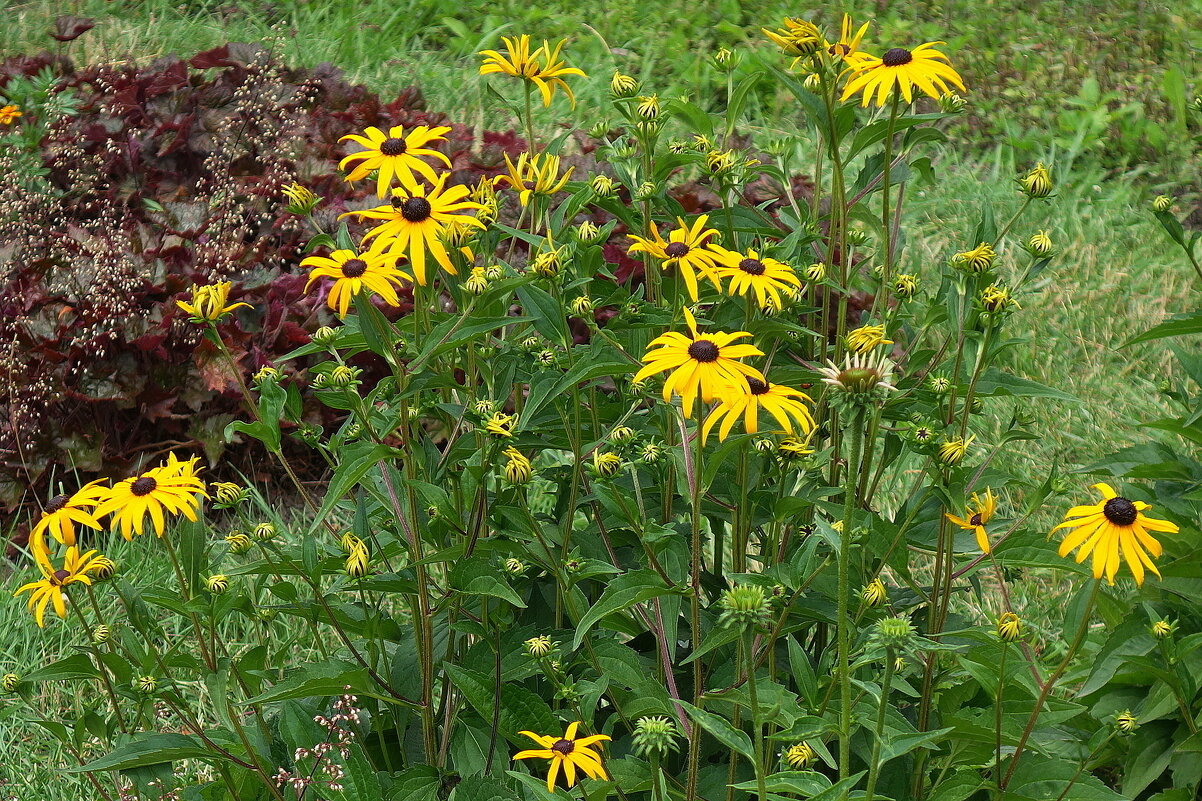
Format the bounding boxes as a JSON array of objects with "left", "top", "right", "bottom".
[{"left": 6, "top": 11, "right": 1202, "bottom": 801}]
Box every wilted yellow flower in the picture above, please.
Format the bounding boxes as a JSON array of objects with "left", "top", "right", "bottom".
[
  {"left": 861, "top": 578, "right": 888, "bottom": 608},
  {"left": 282, "top": 182, "right": 320, "bottom": 215},
  {"left": 845, "top": 324, "right": 893, "bottom": 354},
  {"left": 996, "top": 612, "right": 1023, "bottom": 642},
  {"left": 1019, "top": 163, "right": 1053, "bottom": 198},
  {"left": 610, "top": 72, "right": 638, "bottom": 97},
  {"left": 176, "top": 281, "right": 251, "bottom": 324},
  {"left": 953, "top": 242, "right": 996, "bottom": 272},
  {"left": 503, "top": 447, "right": 533, "bottom": 484},
  {"left": 496, "top": 152, "right": 573, "bottom": 206},
  {"left": 937, "top": 435, "right": 974, "bottom": 466},
  {"left": 525, "top": 635, "right": 554, "bottom": 657},
  {"left": 783, "top": 741, "right": 816, "bottom": 769},
  {"left": 484, "top": 412, "right": 516, "bottom": 438}
]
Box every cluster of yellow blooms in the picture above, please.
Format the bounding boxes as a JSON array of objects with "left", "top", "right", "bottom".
[{"left": 17, "top": 454, "right": 208, "bottom": 626}]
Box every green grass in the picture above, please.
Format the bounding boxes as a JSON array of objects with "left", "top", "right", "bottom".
[{"left": 5, "top": 0, "right": 1202, "bottom": 794}]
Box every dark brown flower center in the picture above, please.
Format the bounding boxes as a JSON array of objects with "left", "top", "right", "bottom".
[
  {"left": 664, "top": 242, "right": 689, "bottom": 258},
  {"left": 551, "top": 739, "right": 575, "bottom": 755},
  {"left": 1103, "top": 497, "right": 1137, "bottom": 526},
  {"left": 399, "top": 197, "right": 432, "bottom": 222},
  {"left": 882, "top": 48, "right": 913, "bottom": 67},
  {"left": 687, "top": 339, "right": 720, "bottom": 362},
  {"left": 52, "top": 569, "right": 71, "bottom": 584},
  {"left": 829, "top": 42, "right": 851, "bottom": 56},
  {"left": 738, "top": 258, "right": 766, "bottom": 275},
  {"left": 341, "top": 258, "right": 368, "bottom": 278},
  {"left": 747, "top": 377, "right": 770, "bottom": 395},
  {"left": 46, "top": 494, "right": 70, "bottom": 513},
  {"left": 969, "top": 513, "right": 983, "bottom": 526},
  {"left": 131, "top": 476, "right": 157, "bottom": 496},
  {"left": 379, "top": 137, "right": 407, "bottom": 156}
]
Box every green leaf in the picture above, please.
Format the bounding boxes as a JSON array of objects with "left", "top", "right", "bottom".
[
  {"left": 449, "top": 556, "right": 527, "bottom": 607},
  {"left": 1123, "top": 310, "right": 1202, "bottom": 347},
  {"left": 24, "top": 653, "right": 99, "bottom": 682},
  {"left": 386, "top": 765, "right": 442, "bottom": 801},
  {"left": 443, "top": 664, "right": 557, "bottom": 745},
  {"left": 316, "top": 443, "right": 399, "bottom": 524},
  {"left": 878, "top": 727, "right": 954, "bottom": 762},
  {"left": 66, "top": 733, "right": 221, "bottom": 772},
  {"left": 516, "top": 284, "right": 569, "bottom": 348},
  {"left": 572, "top": 570, "right": 674, "bottom": 649},
  {"left": 243, "top": 659, "right": 370, "bottom": 705},
  {"left": 976, "top": 368, "right": 1078, "bottom": 402},
  {"left": 730, "top": 772, "right": 830, "bottom": 795},
  {"left": 676, "top": 700, "right": 753, "bottom": 762},
  {"left": 340, "top": 746, "right": 383, "bottom": 801}
]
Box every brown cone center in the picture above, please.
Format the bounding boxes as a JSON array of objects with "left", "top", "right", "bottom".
[
  {"left": 130, "top": 476, "right": 157, "bottom": 496},
  {"left": 379, "top": 137, "right": 407, "bottom": 156},
  {"left": 687, "top": 340, "right": 720, "bottom": 363},
  {"left": 341, "top": 258, "right": 368, "bottom": 278}
]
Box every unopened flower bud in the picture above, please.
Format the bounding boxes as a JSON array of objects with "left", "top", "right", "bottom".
[
  {"left": 1151, "top": 619, "right": 1175, "bottom": 639},
  {"left": 570, "top": 296, "right": 594, "bottom": 317},
  {"left": 804, "top": 262, "right": 826, "bottom": 282},
  {"left": 610, "top": 425, "right": 635, "bottom": 444},
  {"left": 253, "top": 522, "right": 277, "bottom": 541},
  {"left": 996, "top": 612, "right": 1023, "bottom": 642},
  {"left": 938, "top": 92, "right": 966, "bottom": 113},
  {"left": 1027, "top": 230, "right": 1053, "bottom": 256},
  {"left": 91, "top": 625, "right": 111, "bottom": 644},
  {"left": 1152, "top": 195, "right": 1174, "bottom": 213},
  {"left": 1115, "top": 711, "right": 1139, "bottom": 734},
  {"left": 136, "top": 675, "right": 158, "bottom": 694},
  {"left": 718, "top": 584, "right": 771, "bottom": 630},
  {"left": 590, "top": 175, "right": 618, "bottom": 197},
  {"left": 213, "top": 482, "right": 248, "bottom": 506},
  {"left": 225, "top": 532, "right": 253, "bottom": 555},
  {"left": 1019, "top": 163, "right": 1053, "bottom": 198},
  {"left": 1, "top": 673, "right": 21, "bottom": 693},
  {"left": 311, "top": 326, "right": 337, "bottom": 347},
  {"left": 783, "top": 741, "right": 816, "bottom": 770},
  {"left": 327, "top": 365, "right": 359, "bottom": 389},
  {"left": 591, "top": 451, "right": 622, "bottom": 478},
  {"left": 504, "top": 557, "right": 527, "bottom": 575},
  {"left": 204, "top": 574, "right": 230, "bottom": 594},
  {"left": 525, "top": 635, "right": 554, "bottom": 657},
  {"left": 874, "top": 615, "right": 916, "bottom": 649},
  {"left": 861, "top": 578, "right": 887, "bottom": 608},
  {"left": 253, "top": 366, "right": 281, "bottom": 386},
  {"left": 610, "top": 72, "right": 638, "bottom": 97},
  {"left": 632, "top": 716, "right": 681, "bottom": 759}
]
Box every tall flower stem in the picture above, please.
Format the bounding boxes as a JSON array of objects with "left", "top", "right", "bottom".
[
  {"left": 743, "top": 632, "right": 768, "bottom": 801},
  {"left": 879, "top": 93, "right": 902, "bottom": 296},
  {"left": 994, "top": 642, "right": 1009, "bottom": 795},
  {"left": 1001, "top": 580, "right": 1100, "bottom": 789},
  {"left": 837, "top": 406, "right": 867, "bottom": 784},
  {"left": 685, "top": 405, "right": 706, "bottom": 801},
  {"left": 863, "top": 646, "right": 897, "bottom": 801}
]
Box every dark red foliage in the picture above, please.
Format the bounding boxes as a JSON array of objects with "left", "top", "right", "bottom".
[{"left": 0, "top": 45, "right": 506, "bottom": 521}]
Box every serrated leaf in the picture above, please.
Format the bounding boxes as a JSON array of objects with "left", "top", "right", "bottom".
[{"left": 677, "top": 700, "right": 753, "bottom": 761}]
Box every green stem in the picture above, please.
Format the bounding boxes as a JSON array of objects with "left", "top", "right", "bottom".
[
  {"left": 994, "top": 643, "right": 1009, "bottom": 797},
  {"left": 837, "top": 407, "right": 866, "bottom": 787},
  {"left": 686, "top": 405, "right": 706, "bottom": 801},
  {"left": 863, "top": 647, "right": 896, "bottom": 801},
  {"left": 1001, "top": 581, "right": 1100, "bottom": 789},
  {"left": 744, "top": 633, "right": 768, "bottom": 801}
]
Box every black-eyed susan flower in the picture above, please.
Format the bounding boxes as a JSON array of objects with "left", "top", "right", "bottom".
[
  {"left": 1052, "top": 482, "right": 1178, "bottom": 586},
  {"left": 996, "top": 612, "right": 1023, "bottom": 642},
  {"left": 14, "top": 546, "right": 107, "bottom": 627},
  {"left": 176, "top": 281, "right": 251, "bottom": 324},
  {"left": 818, "top": 351, "right": 897, "bottom": 396},
  {"left": 841, "top": 43, "right": 965, "bottom": 106},
  {"left": 783, "top": 741, "right": 817, "bottom": 770},
  {"left": 338, "top": 125, "right": 453, "bottom": 197},
  {"left": 346, "top": 541, "right": 370, "bottom": 578},
  {"left": 952, "top": 242, "right": 996, "bottom": 272},
  {"left": 93, "top": 454, "right": 208, "bottom": 540},
  {"left": 824, "top": 13, "right": 868, "bottom": 60},
  {"left": 627, "top": 216, "right": 723, "bottom": 301},
  {"left": 633, "top": 308, "right": 764, "bottom": 416},
  {"left": 894, "top": 273, "right": 918, "bottom": 299},
  {"left": 590, "top": 174, "right": 618, "bottom": 197},
  {"left": 945, "top": 489, "right": 998, "bottom": 553},
  {"left": 711, "top": 247, "right": 802, "bottom": 310},
  {"left": 514, "top": 722, "right": 610, "bottom": 791},
  {"left": 495, "top": 152, "right": 572, "bottom": 206},
  {"left": 479, "top": 36, "right": 585, "bottom": 107},
  {"left": 0, "top": 105, "right": 21, "bottom": 125},
  {"left": 846, "top": 324, "right": 894, "bottom": 354},
  {"left": 348, "top": 174, "right": 485, "bottom": 286},
  {"left": 302, "top": 245, "right": 411, "bottom": 318},
  {"left": 777, "top": 435, "right": 814, "bottom": 460},
  {"left": 702, "top": 377, "right": 814, "bottom": 442},
  {"left": 30, "top": 480, "right": 108, "bottom": 555},
  {"left": 530, "top": 39, "right": 587, "bottom": 107},
  {"left": 1019, "top": 163, "right": 1053, "bottom": 199}
]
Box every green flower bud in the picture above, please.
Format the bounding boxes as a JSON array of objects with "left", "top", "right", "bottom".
[
  {"left": 204, "top": 574, "right": 229, "bottom": 594},
  {"left": 1, "top": 673, "right": 21, "bottom": 693},
  {"left": 253, "top": 366, "right": 281, "bottom": 386},
  {"left": 252, "top": 522, "right": 277, "bottom": 541},
  {"left": 136, "top": 675, "right": 158, "bottom": 694},
  {"left": 632, "top": 716, "right": 681, "bottom": 759},
  {"left": 874, "top": 615, "right": 916, "bottom": 649},
  {"left": 718, "top": 584, "right": 772, "bottom": 631},
  {"left": 225, "top": 532, "right": 253, "bottom": 555},
  {"left": 311, "top": 326, "right": 338, "bottom": 347},
  {"left": 91, "top": 625, "right": 111, "bottom": 644}
]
